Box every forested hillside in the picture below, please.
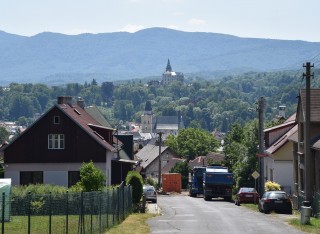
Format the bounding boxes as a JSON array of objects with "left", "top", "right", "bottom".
[
  {"left": 1, "top": 69, "right": 318, "bottom": 131},
  {"left": 0, "top": 27, "right": 320, "bottom": 85}
]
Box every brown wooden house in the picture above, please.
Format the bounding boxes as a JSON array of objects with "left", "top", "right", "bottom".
[
  {"left": 2, "top": 96, "right": 136, "bottom": 187},
  {"left": 290, "top": 89, "right": 320, "bottom": 203}
]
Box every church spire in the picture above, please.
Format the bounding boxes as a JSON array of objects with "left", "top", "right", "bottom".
[{"left": 166, "top": 59, "right": 172, "bottom": 72}]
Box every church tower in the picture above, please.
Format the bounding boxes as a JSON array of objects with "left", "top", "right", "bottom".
[{"left": 141, "top": 100, "right": 156, "bottom": 133}]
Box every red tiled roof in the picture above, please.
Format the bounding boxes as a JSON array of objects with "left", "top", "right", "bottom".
[
  {"left": 57, "top": 104, "right": 115, "bottom": 151},
  {"left": 299, "top": 89, "right": 320, "bottom": 122},
  {"left": 188, "top": 153, "right": 224, "bottom": 168},
  {"left": 266, "top": 125, "right": 298, "bottom": 154}
]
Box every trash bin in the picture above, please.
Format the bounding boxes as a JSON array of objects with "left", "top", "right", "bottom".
[{"left": 300, "top": 206, "right": 312, "bottom": 224}]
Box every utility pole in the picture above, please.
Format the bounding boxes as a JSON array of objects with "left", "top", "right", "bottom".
[
  {"left": 303, "top": 62, "right": 313, "bottom": 202},
  {"left": 257, "top": 97, "right": 265, "bottom": 195},
  {"left": 157, "top": 132, "right": 163, "bottom": 189}
]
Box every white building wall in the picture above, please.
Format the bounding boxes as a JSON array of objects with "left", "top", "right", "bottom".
[
  {"left": 273, "top": 161, "right": 293, "bottom": 194},
  {"left": 5, "top": 162, "right": 107, "bottom": 187},
  {"left": 5, "top": 171, "right": 19, "bottom": 186}
]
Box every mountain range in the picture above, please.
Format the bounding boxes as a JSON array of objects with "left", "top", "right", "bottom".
[{"left": 1, "top": 27, "right": 320, "bottom": 85}]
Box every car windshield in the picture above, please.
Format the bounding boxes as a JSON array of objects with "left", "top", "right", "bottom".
[
  {"left": 268, "top": 192, "right": 288, "bottom": 199},
  {"left": 240, "top": 188, "right": 256, "bottom": 193},
  {"left": 143, "top": 186, "right": 155, "bottom": 192}
]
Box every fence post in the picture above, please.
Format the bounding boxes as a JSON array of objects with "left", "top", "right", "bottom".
[
  {"left": 49, "top": 192, "right": 52, "bottom": 234},
  {"left": 112, "top": 188, "right": 115, "bottom": 226},
  {"left": 80, "top": 191, "right": 83, "bottom": 234},
  {"left": 2, "top": 192, "right": 5, "bottom": 234},
  {"left": 122, "top": 183, "right": 125, "bottom": 220},
  {"left": 28, "top": 191, "right": 31, "bottom": 234},
  {"left": 106, "top": 190, "right": 109, "bottom": 229},
  {"left": 99, "top": 191, "right": 102, "bottom": 233},
  {"left": 117, "top": 187, "right": 120, "bottom": 224},
  {"left": 90, "top": 191, "right": 93, "bottom": 234},
  {"left": 66, "top": 191, "right": 69, "bottom": 234}
]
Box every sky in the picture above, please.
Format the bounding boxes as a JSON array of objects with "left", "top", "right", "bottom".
[{"left": 1, "top": 0, "right": 320, "bottom": 42}]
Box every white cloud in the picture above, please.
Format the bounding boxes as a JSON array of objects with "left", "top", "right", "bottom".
[
  {"left": 119, "top": 24, "right": 145, "bottom": 33},
  {"left": 188, "top": 18, "right": 206, "bottom": 26}
]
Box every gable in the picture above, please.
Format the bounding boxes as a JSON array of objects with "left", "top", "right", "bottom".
[{"left": 4, "top": 105, "right": 113, "bottom": 164}]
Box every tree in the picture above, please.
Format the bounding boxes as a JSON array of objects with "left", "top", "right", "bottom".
[
  {"left": 125, "top": 171, "right": 143, "bottom": 204},
  {"left": 170, "top": 161, "right": 190, "bottom": 189},
  {"left": 78, "top": 161, "right": 106, "bottom": 192},
  {"left": 0, "top": 127, "right": 9, "bottom": 143},
  {"left": 165, "top": 128, "right": 219, "bottom": 160}
]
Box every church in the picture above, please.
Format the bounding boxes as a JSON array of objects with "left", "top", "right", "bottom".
[
  {"left": 141, "top": 100, "right": 184, "bottom": 137},
  {"left": 162, "top": 59, "right": 184, "bottom": 85}
]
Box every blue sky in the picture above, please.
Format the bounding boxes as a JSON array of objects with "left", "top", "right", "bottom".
[{"left": 1, "top": 0, "right": 319, "bottom": 42}]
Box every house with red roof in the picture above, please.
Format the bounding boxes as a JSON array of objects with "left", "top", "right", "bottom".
[
  {"left": 2, "top": 96, "right": 136, "bottom": 187},
  {"left": 264, "top": 114, "right": 297, "bottom": 194}
]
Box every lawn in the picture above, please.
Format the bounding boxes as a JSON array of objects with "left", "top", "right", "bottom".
[{"left": 105, "top": 213, "right": 157, "bottom": 234}]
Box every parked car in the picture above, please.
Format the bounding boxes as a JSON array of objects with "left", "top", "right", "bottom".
[
  {"left": 258, "top": 191, "right": 292, "bottom": 214},
  {"left": 143, "top": 185, "right": 157, "bottom": 203},
  {"left": 235, "top": 187, "right": 259, "bottom": 206}
]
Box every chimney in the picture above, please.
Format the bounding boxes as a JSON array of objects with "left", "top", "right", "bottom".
[
  {"left": 278, "top": 105, "right": 286, "bottom": 118},
  {"left": 77, "top": 97, "right": 85, "bottom": 109},
  {"left": 57, "top": 96, "right": 73, "bottom": 106}
]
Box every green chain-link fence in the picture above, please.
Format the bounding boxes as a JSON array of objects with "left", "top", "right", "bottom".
[{"left": 0, "top": 182, "right": 132, "bottom": 234}]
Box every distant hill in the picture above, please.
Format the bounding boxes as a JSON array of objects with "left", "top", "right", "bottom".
[{"left": 0, "top": 27, "right": 320, "bottom": 85}]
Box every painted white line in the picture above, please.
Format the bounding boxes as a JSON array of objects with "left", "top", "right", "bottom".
[
  {"left": 175, "top": 214, "right": 194, "bottom": 217},
  {"left": 157, "top": 220, "right": 197, "bottom": 222}
]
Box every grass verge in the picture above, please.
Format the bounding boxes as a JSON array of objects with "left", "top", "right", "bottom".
[
  {"left": 105, "top": 213, "right": 158, "bottom": 234},
  {"left": 289, "top": 217, "right": 320, "bottom": 233}
]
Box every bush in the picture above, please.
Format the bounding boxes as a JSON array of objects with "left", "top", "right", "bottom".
[
  {"left": 265, "top": 181, "right": 281, "bottom": 191},
  {"left": 78, "top": 161, "right": 106, "bottom": 192},
  {"left": 144, "top": 177, "right": 157, "bottom": 188},
  {"left": 125, "top": 171, "right": 143, "bottom": 204}
]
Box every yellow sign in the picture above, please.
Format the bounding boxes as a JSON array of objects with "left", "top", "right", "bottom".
[{"left": 251, "top": 171, "right": 260, "bottom": 179}]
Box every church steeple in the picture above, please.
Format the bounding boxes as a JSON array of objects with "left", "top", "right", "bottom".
[{"left": 165, "top": 59, "right": 172, "bottom": 72}]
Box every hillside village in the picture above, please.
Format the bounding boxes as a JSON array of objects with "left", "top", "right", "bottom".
[{"left": 0, "top": 58, "right": 319, "bottom": 233}]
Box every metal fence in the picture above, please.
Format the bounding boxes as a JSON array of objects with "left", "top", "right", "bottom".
[
  {"left": 312, "top": 192, "right": 320, "bottom": 218},
  {"left": 0, "top": 182, "right": 132, "bottom": 234}
]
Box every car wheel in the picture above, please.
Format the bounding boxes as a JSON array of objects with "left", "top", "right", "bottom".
[
  {"left": 263, "top": 208, "right": 269, "bottom": 214},
  {"left": 258, "top": 204, "right": 262, "bottom": 212},
  {"left": 204, "top": 195, "right": 211, "bottom": 201}
]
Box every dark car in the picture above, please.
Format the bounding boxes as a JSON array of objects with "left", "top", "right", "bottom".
[
  {"left": 143, "top": 185, "right": 157, "bottom": 203},
  {"left": 235, "top": 187, "right": 259, "bottom": 206},
  {"left": 258, "top": 191, "right": 292, "bottom": 214}
]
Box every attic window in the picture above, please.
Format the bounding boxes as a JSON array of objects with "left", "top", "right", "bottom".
[
  {"left": 74, "top": 109, "right": 81, "bottom": 115},
  {"left": 54, "top": 116, "right": 60, "bottom": 124}
]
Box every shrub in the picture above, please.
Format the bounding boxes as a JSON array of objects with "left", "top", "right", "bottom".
[
  {"left": 144, "top": 177, "right": 157, "bottom": 187},
  {"left": 125, "top": 171, "right": 143, "bottom": 204},
  {"left": 78, "top": 161, "right": 106, "bottom": 192},
  {"left": 265, "top": 181, "right": 281, "bottom": 191}
]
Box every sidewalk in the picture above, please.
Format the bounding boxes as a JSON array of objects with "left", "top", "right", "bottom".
[{"left": 146, "top": 202, "right": 161, "bottom": 214}]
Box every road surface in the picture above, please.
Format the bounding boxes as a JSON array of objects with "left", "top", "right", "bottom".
[{"left": 148, "top": 194, "right": 303, "bottom": 234}]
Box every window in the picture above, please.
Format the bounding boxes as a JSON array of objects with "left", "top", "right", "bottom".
[
  {"left": 54, "top": 115, "right": 60, "bottom": 124},
  {"left": 48, "top": 134, "right": 65, "bottom": 149},
  {"left": 20, "top": 171, "right": 43, "bottom": 185},
  {"left": 68, "top": 171, "right": 80, "bottom": 187}
]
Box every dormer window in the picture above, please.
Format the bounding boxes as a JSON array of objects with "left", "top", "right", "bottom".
[{"left": 54, "top": 116, "right": 60, "bottom": 124}]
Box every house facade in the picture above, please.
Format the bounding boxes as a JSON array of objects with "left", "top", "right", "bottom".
[
  {"left": 3, "top": 96, "right": 135, "bottom": 187},
  {"left": 264, "top": 116, "right": 297, "bottom": 194},
  {"left": 290, "top": 89, "right": 320, "bottom": 203}
]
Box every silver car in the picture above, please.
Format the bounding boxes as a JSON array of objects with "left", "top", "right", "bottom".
[{"left": 143, "top": 185, "right": 157, "bottom": 203}]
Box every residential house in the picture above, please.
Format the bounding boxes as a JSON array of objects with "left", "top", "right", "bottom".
[
  {"left": 135, "top": 139, "right": 178, "bottom": 180},
  {"left": 264, "top": 114, "right": 297, "bottom": 194},
  {"left": 2, "top": 96, "right": 136, "bottom": 187},
  {"left": 290, "top": 89, "right": 320, "bottom": 203},
  {"left": 188, "top": 153, "right": 225, "bottom": 168}
]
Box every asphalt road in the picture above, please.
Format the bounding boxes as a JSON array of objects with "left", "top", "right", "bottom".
[{"left": 147, "top": 194, "right": 304, "bottom": 234}]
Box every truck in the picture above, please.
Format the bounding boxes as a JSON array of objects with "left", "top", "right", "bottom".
[
  {"left": 202, "top": 165, "right": 234, "bottom": 201},
  {"left": 188, "top": 166, "right": 206, "bottom": 197}
]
